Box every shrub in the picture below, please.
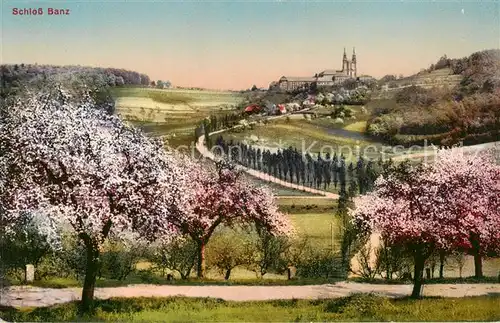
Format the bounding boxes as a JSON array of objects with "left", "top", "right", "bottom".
[
  {"left": 395, "top": 86, "right": 437, "bottom": 107},
  {"left": 99, "top": 239, "right": 146, "bottom": 281},
  {"left": 149, "top": 236, "right": 198, "bottom": 279},
  {"left": 206, "top": 230, "right": 256, "bottom": 280},
  {"left": 295, "top": 250, "right": 341, "bottom": 279},
  {"left": 280, "top": 236, "right": 310, "bottom": 270},
  {"left": 324, "top": 293, "right": 390, "bottom": 317},
  {"left": 252, "top": 228, "right": 291, "bottom": 277},
  {"left": 55, "top": 234, "right": 88, "bottom": 280},
  {"left": 339, "top": 212, "right": 368, "bottom": 276},
  {"left": 0, "top": 215, "right": 54, "bottom": 282}
]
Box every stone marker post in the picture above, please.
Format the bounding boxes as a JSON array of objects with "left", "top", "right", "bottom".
[{"left": 25, "top": 264, "right": 35, "bottom": 283}]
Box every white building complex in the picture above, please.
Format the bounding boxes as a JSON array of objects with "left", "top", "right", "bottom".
[{"left": 278, "top": 48, "right": 374, "bottom": 92}]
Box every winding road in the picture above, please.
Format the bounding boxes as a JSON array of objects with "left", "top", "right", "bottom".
[{"left": 196, "top": 125, "right": 340, "bottom": 199}]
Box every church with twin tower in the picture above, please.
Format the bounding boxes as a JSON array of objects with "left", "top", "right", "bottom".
[
  {"left": 278, "top": 47, "right": 368, "bottom": 92},
  {"left": 341, "top": 47, "right": 357, "bottom": 78}
]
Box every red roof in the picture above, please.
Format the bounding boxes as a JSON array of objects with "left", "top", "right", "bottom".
[{"left": 244, "top": 104, "right": 261, "bottom": 112}]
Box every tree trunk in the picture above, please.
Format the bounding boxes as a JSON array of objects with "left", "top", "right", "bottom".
[
  {"left": 411, "top": 250, "right": 426, "bottom": 299},
  {"left": 224, "top": 268, "right": 232, "bottom": 280},
  {"left": 196, "top": 241, "right": 206, "bottom": 279},
  {"left": 80, "top": 243, "right": 100, "bottom": 313},
  {"left": 470, "top": 233, "right": 483, "bottom": 278},
  {"left": 474, "top": 254, "right": 483, "bottom": 278},
  {"left": 439, "top": 251, "right": 445, "bottom": 279},
  {"left": 384, "top": 248, "right": 390, "bottom": 280}
]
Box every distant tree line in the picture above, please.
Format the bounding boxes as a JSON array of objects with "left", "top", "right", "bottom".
[
  {"left": 1, "top": 64, "right": 150, "bottom": 99},
  {"left": 152, "top": 80, "right": 172, "bottom": 88}
]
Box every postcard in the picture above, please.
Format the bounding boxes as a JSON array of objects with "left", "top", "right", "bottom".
[{"left": 1, "top": 1, "right": 499, "bottom": 321}]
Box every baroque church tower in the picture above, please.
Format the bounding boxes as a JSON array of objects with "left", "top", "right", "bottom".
[
  {"left": 351, "top": 47, "right": 357, "bottom": 78},
  {"left": 341, "top": 47, "right": 357, "bottom": 78},
  {"left": 342, "top": 47, "right": 350, "bottom": 75}
]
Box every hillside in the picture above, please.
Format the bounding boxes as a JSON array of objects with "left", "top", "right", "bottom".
[
  {"left": 375, "top": 49, "right": 500, "bottom": 98},
  {"left": 366, "top": 49, "right": 500, "bottom": 147},
  {"left": 374, "top": 68, "right": 462, "bottom": 99}
]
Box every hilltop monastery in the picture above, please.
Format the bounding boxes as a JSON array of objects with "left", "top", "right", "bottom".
[{"left": 278, "top": 48, "right": 373, "bottom": 92}]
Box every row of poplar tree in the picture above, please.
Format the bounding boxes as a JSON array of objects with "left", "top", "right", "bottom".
[{"left": 212, "top": 136, "right": 388, "bottom": 197}]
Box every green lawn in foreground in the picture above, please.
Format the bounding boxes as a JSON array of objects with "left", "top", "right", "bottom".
[{"left": 2, "top": 294, "right": 499, "bottom": 322}]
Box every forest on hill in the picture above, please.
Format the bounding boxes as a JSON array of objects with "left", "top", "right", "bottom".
[
  {"left": 0, "top": 64, "right": 151, "bottom": 115},
  {"left": 366, "top": 49, "right": 500, "bottom": 146},
  {"left": 0, "top": 64, "right": 150, "bottom": 99}
]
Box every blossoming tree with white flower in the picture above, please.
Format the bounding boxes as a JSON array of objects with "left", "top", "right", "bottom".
[{"left": 0, "top": 88, "right": 186, "bottom": 311}]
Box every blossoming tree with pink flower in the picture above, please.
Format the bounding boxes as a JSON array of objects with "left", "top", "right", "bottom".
[
  {"left": 166, "top": 159, "right": 294, "bottom": 278},
  {"left": 428, "top": 148, "right": 500, "bottom": 277},
  {"left": 350, "top": 148, "right": 499, "bottom": 298}
]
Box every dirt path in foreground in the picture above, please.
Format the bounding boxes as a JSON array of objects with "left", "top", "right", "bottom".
[{"left": 1, "top": 282, "right": 499, "bottom": 308}]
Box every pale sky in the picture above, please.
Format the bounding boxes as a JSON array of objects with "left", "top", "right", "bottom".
[{"left": 2, "top": 1, "right": 499, "bottom": 90}]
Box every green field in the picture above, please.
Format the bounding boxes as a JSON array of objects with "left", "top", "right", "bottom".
[
  {"left": 278, "top": 197, "right": 337, "bottom": 214},
  {"left": 111, "top": 87, "right": 245, "bottom": 148},
  {"left": 245, "top": 175, "right": 322, "bottom": 197},
  {"left": 289, "top": 213, "right": 339, "bottom": 251},
  {"left": 343, "top": 121, "right": 368, "bottom": 133},
  {"left": 220, "top": 118, "right": 382, "bottom": 162},
  {"left": 2, "top": 295, "right": 499, "bottom": 322}
]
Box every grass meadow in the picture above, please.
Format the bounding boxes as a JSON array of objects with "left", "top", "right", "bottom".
[
  {"left": 245, "top": 175, "right": 324, "bottom": 197},
  {"left": 343, "top": 121, "right": 368, "bottom": 133},
  {"left": 220, "top": 118, "right": 388, "bottom": 164},
  {"left": 111, "top": 87, "right": 245, "bottom": 148},
  {"left": 2, "top": 294, "right": 499, "bottom": 322}
]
